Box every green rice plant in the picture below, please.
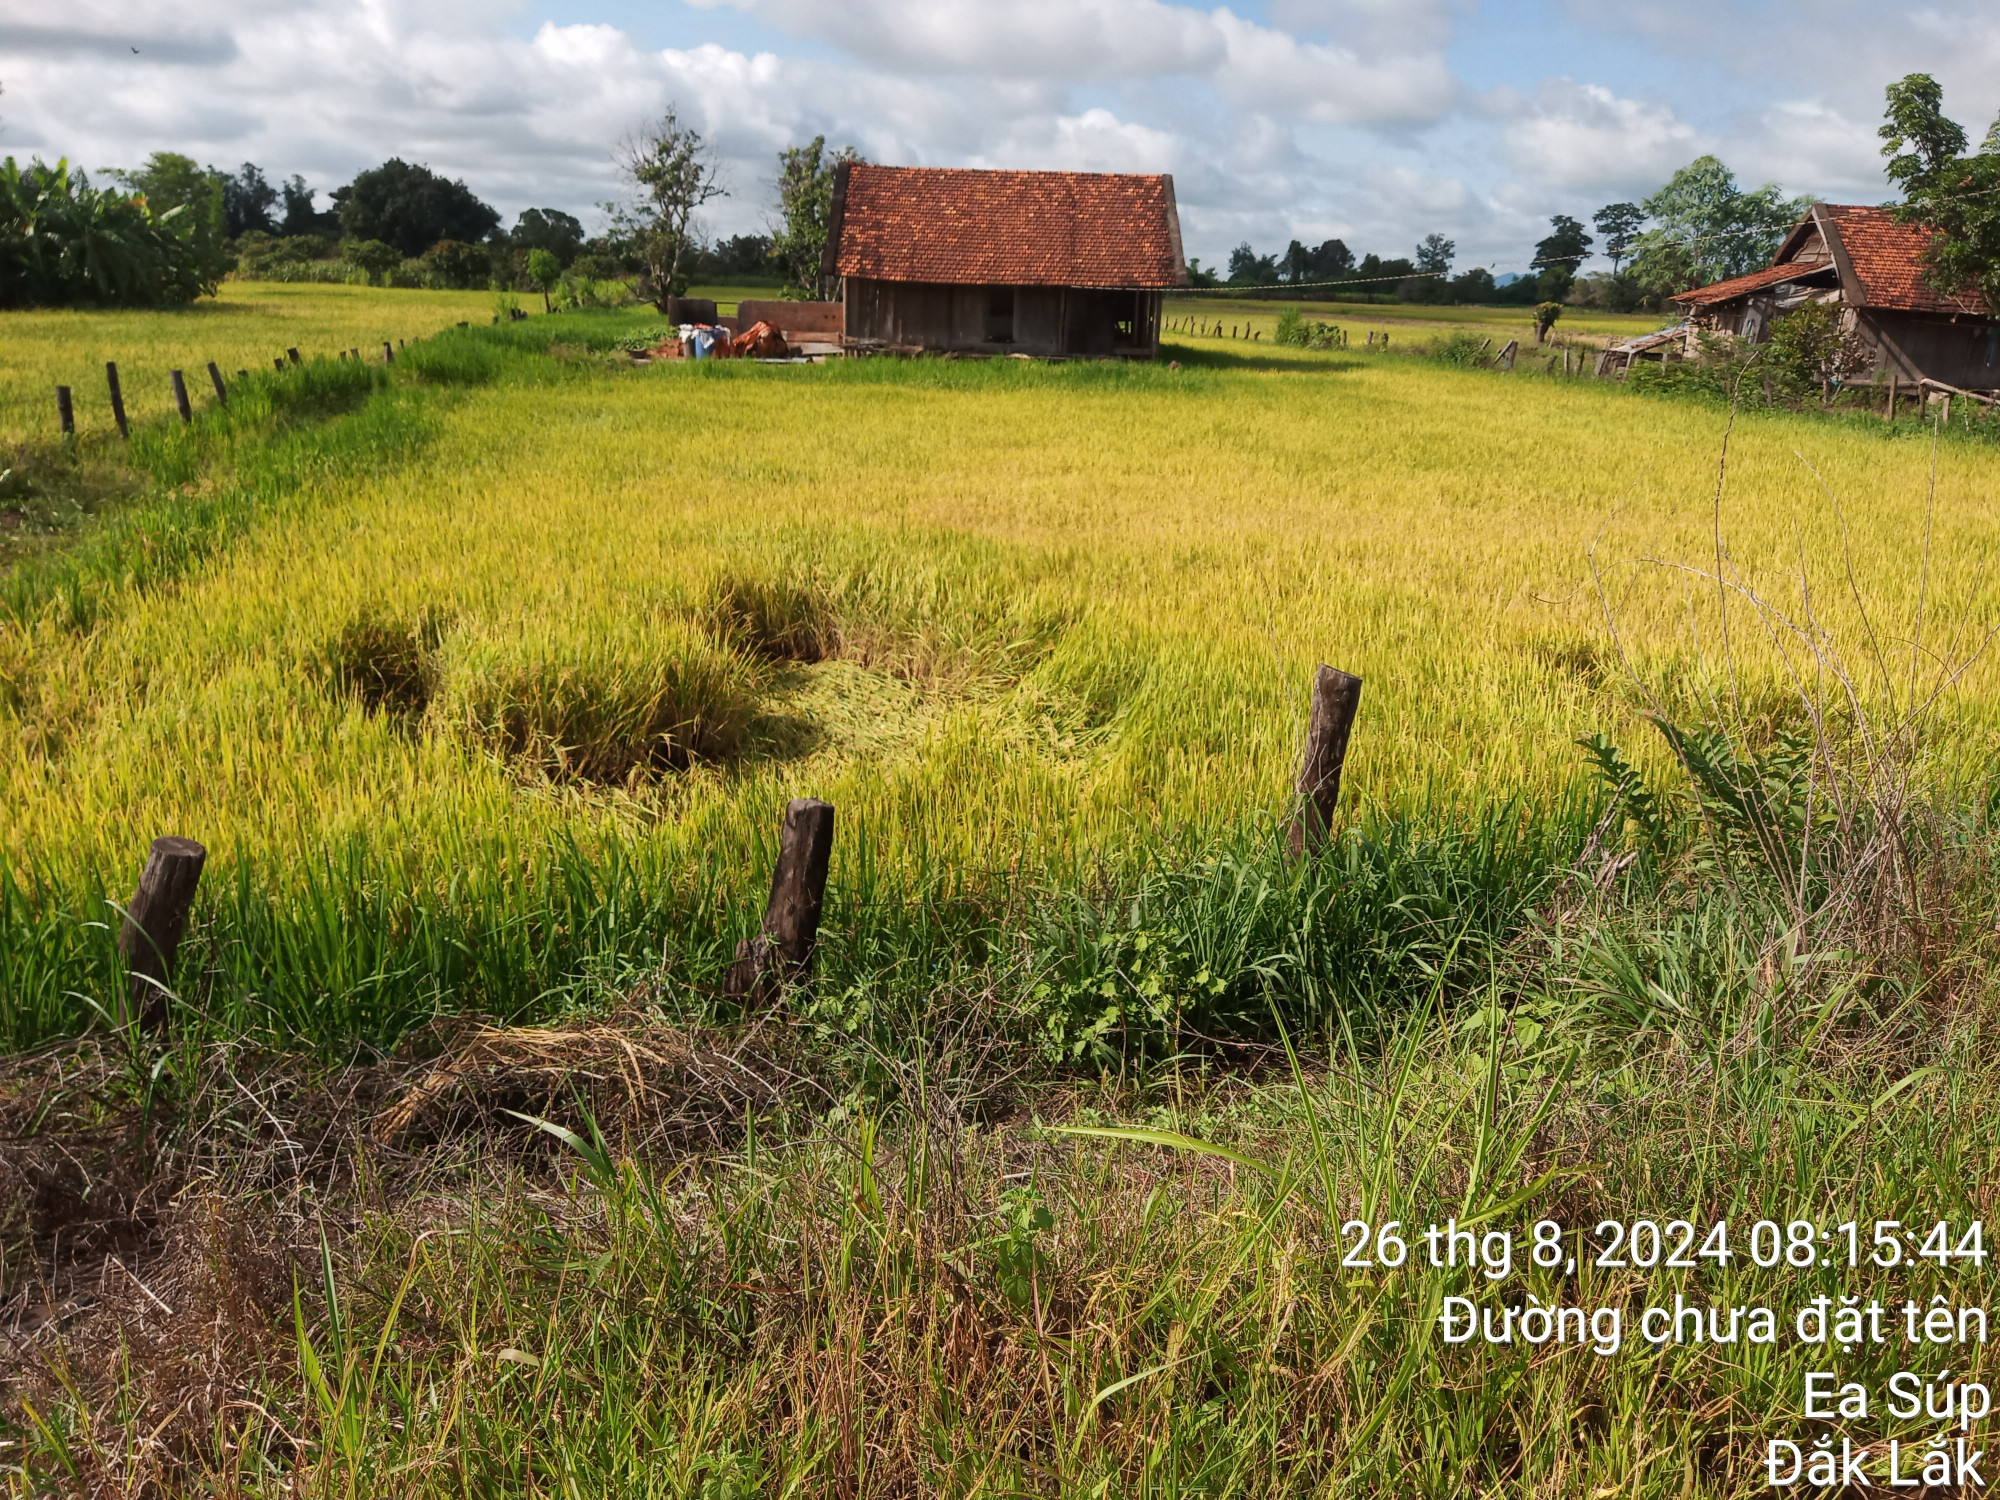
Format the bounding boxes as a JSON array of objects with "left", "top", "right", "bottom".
[
  {"left": 1428, "top": 328, "right": 1492, "bottom": 367},
  {"left": 430, "top": 615, "right": 760, "bottom": 783},
  {"left": 313, "top": 603, "right": 451, "bottom": 717},
  {"left": 702, "top": 568, "right": 840, "bottom": 662},
  {"left": 1273, "top": 308, "right": 1342, "bottom": 350}
]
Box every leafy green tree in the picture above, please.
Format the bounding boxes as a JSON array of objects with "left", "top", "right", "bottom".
[
  {"left": 1, "top": 156, "right": 214, "bottom": 306},
  {"left": 109, "top": 152, "right": 230, "bottom": 286},
  {"left": 1592, "top": 202, "right": 1645, "bottom": 275},
  {"left": 1447, "top": 266, "right": 1497, "bottom": 302},
  {"left": 1534, "top": 301, "right": 1563, "bottom": 342},
  {"left": 526, "top": 247, "right": 560, "bottom": 312},
  {"left": 419, "top": 239, "right": 490, "bottom": 290},
  {"left": 1280, "top": 239, "right": 1311, "bottom": 285},
  {"left": 697, "top": 233, "right": 773, "bottom": 280},
  {"left": 280, "top": 175, "right": 339, "bottom": 237},
  {"left": 219, "top": 162, "right": 278, "bottom": 237},
  {"left": 1227, "top": 242, "right": 1280, "bottom": 285},
  {"left": 1630, "top": 156, "right": 1805, "bottom": 295},
  {"left": 1880, "top": 73, "right": 2000, "bottom": 313},
  {"left": 1534, "top": 215, "right": 1591, "bottom": 301},
  {"left": 342, "top": 237, "right": 401, "bottom": 286},
  {"left": 608, "top": 107, "right": 725, "bottom": 309},
  {"left": 512, "top": 208, "right": 584, "bottom": 267},
  {"left": 1308, "top": 239, "right": 1355, "bottom": 281},
  {"left": 1399, "top": 233, "right": 1455, "bottom": 303},
  {"left": 1765, "top": 301, "right": 1872, "bottom": 404},
  {"left": 333, "top": 160, "right": 500, "bottom": 258},
  {"left": 770, "top": 136, "right": 860, "bottom": 300}
]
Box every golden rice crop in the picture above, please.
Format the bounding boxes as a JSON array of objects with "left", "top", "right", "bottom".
[
  {"left": 4, "top": 324, "right": 1998, "bottom": 906},
  {"left": 0, "top": 281, "right": 497, "bottom": 441},
  {"left": 431, "top": 614, "right": 761, "bottom": 783}
]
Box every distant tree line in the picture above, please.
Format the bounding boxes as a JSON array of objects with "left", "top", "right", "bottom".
[
  {"left": 1215, "top": 154, "right": 1821, "bottom": 313},
  {"left": 1, "top": 105, "right": 861, "bottom": 311}
]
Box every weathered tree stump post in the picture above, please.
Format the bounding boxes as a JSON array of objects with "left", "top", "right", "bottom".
[
  {"left": 287, "top": 348, "right": 302, "bottom": 366},
  {"left": 169, "top": 369, "right": 192, "bottom": 424},
  {"left": 725, "top": 798, "right": 835, "bottom": 1003},
  {"left": 208, "top": 363, "right": 227, "bottom": 405},
  {"left": 274, "top": 358, "right": 286, "bottom": 372},
  {"left": 56, "top": 386, "right": 74, "bottom": 435},
  {"left": 382, "top": 341, "right": 394, "bottom": 364},
  {"left": 1288, "top": 666, "right": 1363, "bottom": 858},
  {"left": 106, "top": 362, "right": 129, "bottom": 439},
  {"left": 120, "top": 836, "right": 208, "bottom": 1030}
]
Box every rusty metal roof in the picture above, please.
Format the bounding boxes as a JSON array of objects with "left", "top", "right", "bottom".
[
  {"left": 1670, "top": 261, "right": 1831, "bottom": 307},
  {"left": 832, "top": 164, "right": 1187, "bottom": 288}
]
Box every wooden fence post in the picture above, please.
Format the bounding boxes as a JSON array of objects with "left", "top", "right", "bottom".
[
  {"left": 120, "top": 836, "right": 208, "bottom": 1030},
  {"left": 106, "top": 362, "right": 129, "bottom": 439},
  {"left": 275, "top": 358, "right": 286, "bottom": 372},
  {"left": 382, "top": 341, "right": 394, "bottom": 364},
  {"left": 287, "top": 348, "right": 302, "bottom": 366},
  {"left": 725, "top": 798, "right": 835, "bottom": 1003},
  {"left": 55, "top": 386, "right": 74, "bottom": 436},
  {"left": 1288, "top": 665, "right": 1363, "bottom": 858},
  {"left": 207, "top": 362, "right": 227, "bottom": 405},
  {"left": 169, "top": 370, "right": 192, "bottom": 424}
]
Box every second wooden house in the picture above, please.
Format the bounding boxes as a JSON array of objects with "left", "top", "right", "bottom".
[{"left": 1665, "top": 204, "right": 1998, "bottom": 391}]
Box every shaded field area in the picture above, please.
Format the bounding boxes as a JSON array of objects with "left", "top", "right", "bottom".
[{"left": 2, "top": 303, "right": 1999, "bottom": 1495}]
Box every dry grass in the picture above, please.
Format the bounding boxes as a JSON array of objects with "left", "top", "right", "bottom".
[{"left": 5, "top": 922, "right": 1997, "bottom": 1498}]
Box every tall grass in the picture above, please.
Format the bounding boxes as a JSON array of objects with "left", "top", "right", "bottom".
[{"left": 10, "top": 827, "right": 1995, "bottom": 1495}]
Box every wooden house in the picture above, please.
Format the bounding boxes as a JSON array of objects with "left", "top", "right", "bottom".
[
  {"left": 823, "top": 163, "right": 1186, "bottom": 357},
  {"left": 1668, "top": 204, "right": 1999, "bottom": 390}
]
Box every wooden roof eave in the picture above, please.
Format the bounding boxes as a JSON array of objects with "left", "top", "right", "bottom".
[
  {"left": 1811, "top": 203, "right": 1867, "bottom": 307},
  {"left": 1160, "top": 174, "right": 1189, "bottom": 288},
  {"left": 821, "top": 160, "right": 852, "bottom": 285}
]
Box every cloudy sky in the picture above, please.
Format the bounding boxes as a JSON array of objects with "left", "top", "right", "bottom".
[{"left": 3, "top": 0, "right": 1997, "bottom": 275}]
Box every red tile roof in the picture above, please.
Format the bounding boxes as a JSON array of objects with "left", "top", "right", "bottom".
[
  {"left": 1671, "top": 204, "right": 1990, "bottom": 316},
  {"left": 1820, "top": 204, "right": 1986, "bottom": 315},
  {"left": 833, "top": 165, "right": 1186, "bottom": 288},
  {"left": 1671, "top": 261, "right": 1824, "bottom": 307}
]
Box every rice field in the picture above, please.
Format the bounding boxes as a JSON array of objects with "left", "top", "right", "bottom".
[
  {"left": 0, "top": 281, "right": 498, "bottom": 442},
  {"left": 5, "top": 294, "right": 2000, "bottom": 1498},
  {"left": 1162, "top": 296, "right": 1667, "bottom": 347},
  {"left": 2, "top": 305, "right": 1997, "bottom": 1044}
]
